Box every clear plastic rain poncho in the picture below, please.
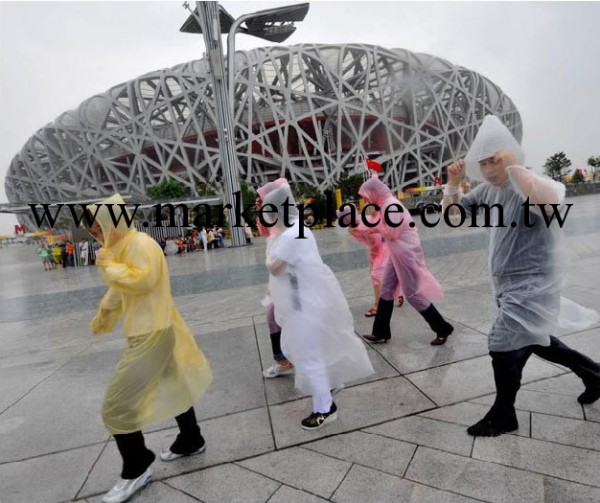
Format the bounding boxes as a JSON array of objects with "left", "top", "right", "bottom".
[
  {"left": 358, "top": 175, "right": 443, "bottom": 310},
  {"left": 88, "top": 194, "right": 212, "bottom": 434},
  {"left": 263, "top": 185, "right": 374, "bottom": 395},
  {"left": 457, "top": 116, "right": 598, "bottom": 351}
]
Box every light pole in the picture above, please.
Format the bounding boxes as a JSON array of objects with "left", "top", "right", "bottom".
[{"left": 181, "top": 2, "right": 309, "bottom": 247}]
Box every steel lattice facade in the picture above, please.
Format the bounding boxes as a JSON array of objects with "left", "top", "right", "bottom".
[{"left": 5, "top": 43, "right": 522, "bottom": 209}]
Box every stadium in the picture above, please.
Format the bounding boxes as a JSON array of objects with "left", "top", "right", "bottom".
[{"left": 4, "top": 43, "right": 522, "bottom": 224}]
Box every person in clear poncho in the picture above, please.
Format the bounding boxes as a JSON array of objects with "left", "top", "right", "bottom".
[
  {"left": 443, "top": 115, "right": 600, "bottom": 437},
  {"left": 85, "top": 194, "right": 212, "bottom": 503},
  {"left": 256, "top": 178, "right": 295, "bottom": 378},
  {"left": 262, "top": 183, "right": 374, "bottom": 430},
  {"left": 357, "top": 175, "right": 454, "bottom": 345},
  {"left": 336, "top": 204, "right": 403, "bottom": 317}
]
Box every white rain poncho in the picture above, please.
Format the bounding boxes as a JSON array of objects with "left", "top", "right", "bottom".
[
  {"left": 88, "top": 194, "right": 212, "bottom": 434},
  {"left": 456, "top": 116, "right": 598, "bottom": 351},
  {"left": 263, "top": 185, "right": 374, "bottom": 394}
]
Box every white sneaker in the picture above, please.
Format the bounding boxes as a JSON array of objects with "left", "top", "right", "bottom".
[
  {"left": 102, "top": 468, "right": 152, "bottom": 503},
  {"left": 263, "top": 362, "right": 294, "bottom": 378},
  {"left": 160, "top": 442, "right": 206, "bottom": 462}
]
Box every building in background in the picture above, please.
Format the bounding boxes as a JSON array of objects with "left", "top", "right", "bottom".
[{"left": 4, "top": 44, "right": 521, "bottom": 227}]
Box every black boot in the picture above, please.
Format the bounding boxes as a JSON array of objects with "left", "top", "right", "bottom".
[
  {"left": 363, "top": 298, "right": 394, "bottom": 343},
  {"left": 532, "top": 336, "right": 600, "bottom": 404},
  {"left": 419, "top": 304, "right": 454, "bottom": 345},
  {"left": 467, "top": 348, "right": 530, "bottom": 437},
  {"left": 170, "top": 407, "right": 205, "bottom": 455},
  {"left": 114, "top": 431, "right": 156, "bottom": 479}
]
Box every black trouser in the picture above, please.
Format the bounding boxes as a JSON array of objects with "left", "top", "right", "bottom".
[
  {"left": 114, "top": 407, "right": 202, "bottom": 479},
  {"left": 490, "top": 336, "right": 600, "bottom": 417}
]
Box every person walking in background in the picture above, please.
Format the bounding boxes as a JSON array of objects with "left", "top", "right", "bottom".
[
  {"left": 84, "top": 193, "right": 212, "bottom": 502},
  {"left": 79, "top": 238, "right": 89, "bottom": 266}
]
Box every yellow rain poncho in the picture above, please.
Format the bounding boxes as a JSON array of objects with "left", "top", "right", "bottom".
[{"left": 88, "top": 194, "right": 212, "bottom": 434}]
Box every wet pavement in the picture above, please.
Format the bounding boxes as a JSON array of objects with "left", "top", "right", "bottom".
[{"left": 1, "top": 194, "right": 599, "bottom": 503}]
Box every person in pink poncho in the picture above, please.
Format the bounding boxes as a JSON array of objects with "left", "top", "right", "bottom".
[
  {"left": 255, "top": 178, "right": 294, "bottom": 378},
  {"left": 358, "top": 175, "right": 454, "bottom": 345},
  {"left": 337, "top": 204, "right": 403, "bottom": 317}
]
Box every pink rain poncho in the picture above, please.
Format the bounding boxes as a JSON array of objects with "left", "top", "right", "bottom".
[
  {"left": 358, "top": 176, "right": 443, "bottom": 310},
  {"left": 256, "top": 177, "right": 289, "bottom": 238},
  {"left": 263, "top": 184, "right": 374, "bottom": 395},
  {"left": 337, "top": 205, "right": 395, "bottom": 290}
]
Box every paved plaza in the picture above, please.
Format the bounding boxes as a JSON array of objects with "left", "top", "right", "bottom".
[{"left": 1, "top": 194, "right": 600, "bottom": 503}]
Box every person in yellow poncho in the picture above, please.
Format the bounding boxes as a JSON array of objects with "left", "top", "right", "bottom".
[{"left": 85, "top": 194, "right": 212, "bottom": 503}]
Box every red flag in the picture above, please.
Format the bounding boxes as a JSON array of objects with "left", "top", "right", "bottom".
[{"left": 366, "top": 158, "right": 382, "bottom": 172}]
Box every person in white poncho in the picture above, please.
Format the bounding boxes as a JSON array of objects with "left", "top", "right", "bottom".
[
  {"left": 262, "top": 181, "right": 374, "bottom": 430},
  {"left": 443, "top": 115, "right": 600, "bottom": 437}
]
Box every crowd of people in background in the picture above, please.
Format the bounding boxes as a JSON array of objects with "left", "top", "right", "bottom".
[
  {"left": 159, "top": 225, "right": 226, "bottom": 256},
  {"left": 36, "top": 238, "right": 100, "bottom": 271}
]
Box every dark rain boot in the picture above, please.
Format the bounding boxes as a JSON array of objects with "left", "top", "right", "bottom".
[
  {"left": 467, "top": 348, "right": 530, "bottom": 437},
  {"left": 114, "top": 431, "right": 156, "bottom": 479},
  {"left": 533, "top": 336, "right": 600, "bottom": 404},
  {"left": 170, "top": 407, "right": 205, "bottom": 455},
  {"left": 363, "top": 298, "right": 394, "bottom": 343},
  {"left": 419, "top": 304, "right": 454, "bottom": 345}
]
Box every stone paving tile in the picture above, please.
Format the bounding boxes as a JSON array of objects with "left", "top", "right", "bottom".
[
  {"left": 85, "top": 481, "right": 201, "bottom": 503},
  {"left": 406, "top": 446, "right": 545, "bottom": 503},
  {"left": 303, "top": 431, "right": 417, "bottom": 477},
  {"left": 521, "top": 372, "right": 585, "bottom": 397},
  {"left": 238, "top": 447, "right": 351, "bottom": 499},
  {"left": 332, "top": 464, "right": 482, "bottom": 503},
  {"left": 531, "top": 412, "right": 600, "bottom": 451},
  {"left": 78, "top": 407, "right": 274, "bottom": 499},
  {"left": 269, "top": 376, "right": 435, "bottom": 449},
  {"left": 405, "top": 355, "right": 565, "bottom": 407},
  {"left": 419, "top": 402, "right": 531, "bottom": 437},
  {"left": 0, "top": 443, "right": 103, "bottom": 503},
  {"left": 584, "top": 400, "right": 600, "bottom": 422},
  {"left": 167, "top": 463, "right": 280, "bottom": 503},
  {"left": 540, "top": 477, "right": 600, "bottom": 503},
  {"left": 364, "top": 416, "right": 474, "bottom": 457},
  {"left": 357, "top": 315, "right": 491, "bottom": 375},
  {"left": 0, "top": 348, "right": 113, "bottom": 463},
  {"left": 267, "top": 484, "right": 329, "bottom": 503},
  {"left": 178, "top": 324, "right": 266, "bottom": 422},
  {"left": 471, "top": 389, "right": 584, "bottom": 420},
  {"left": 472, "top": 435, "right": 600, "bottom": 487}
]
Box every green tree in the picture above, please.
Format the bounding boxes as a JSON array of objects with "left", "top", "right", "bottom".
[
  {"left": 195, "top": 181, "right": 218, "bottom": 197},
  {"left": 146, "top": 179, "right": 188, "bottom": 200},
  {"left": 544, "top": 152, "right": 572, "bottom": 181},
  {"left": 588, "top": 155, "right": 600, "bottom": 181},
  {"left": 239, "top": 180, "right": 257, "bottom": 226},
  {"left": 336, "top": 172, "right": 365, "bottom": 202}
]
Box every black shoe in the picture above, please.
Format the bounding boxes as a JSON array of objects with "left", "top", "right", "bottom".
[
  {"left": 578, "top": 385, "right": 600, "bottom": 404},
  {"left": 467, "top": 412, "right": 518, "bottom": 437},
  {"left": 301, "top": 402, "right": 338, "bottom": 430},
  {"left": 362, "top": 334, "right": 390, "bottom": 344}
]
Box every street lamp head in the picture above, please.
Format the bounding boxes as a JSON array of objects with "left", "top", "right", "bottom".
[
  {"left": 180, "top": 4, "right": 234, "bottom": 34},
  {"left": 180, "top": 2, "right": 309, "bottom": 44}
]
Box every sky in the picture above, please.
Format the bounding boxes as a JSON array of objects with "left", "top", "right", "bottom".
[{"left": 1, "top": 0, "right": 599, "bottom": 235}]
